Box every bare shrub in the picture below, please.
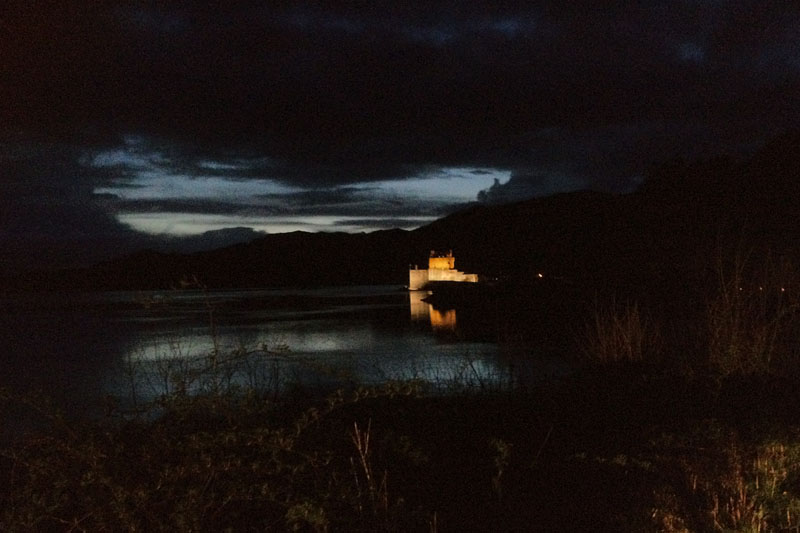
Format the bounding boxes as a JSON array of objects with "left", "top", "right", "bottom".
[
  {"left": 652, "top": 427, "right": 800, "bottom": 532},
  {"left": 582, "top": 298, "right": 662, "bottom": 365},
  {"left": 706, "top": 247, "right": 800, "bottom": 377}
]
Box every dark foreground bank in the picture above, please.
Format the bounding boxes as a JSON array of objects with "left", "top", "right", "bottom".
[{"left": 3, "top": 368, "right": 800, "bottom": 532}]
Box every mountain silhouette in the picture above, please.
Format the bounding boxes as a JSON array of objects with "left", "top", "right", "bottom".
[{"left": 6, "top": 131, "right": 800, "bottom": 299}]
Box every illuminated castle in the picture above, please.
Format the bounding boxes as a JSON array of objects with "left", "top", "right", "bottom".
[{"left": 408, "top": 250, "right": 479, "bottom": 290}]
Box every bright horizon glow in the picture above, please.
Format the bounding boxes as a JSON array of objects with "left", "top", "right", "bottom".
[{"left": 118, "top": 212, "right": 437, "bottom": 235}]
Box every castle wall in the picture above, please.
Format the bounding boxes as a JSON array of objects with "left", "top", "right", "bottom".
[
  {"left": 408, "top": 268, "right": 429, "bottom": 290},
  {"left": 428, "top": 269, "right": 478, "bottom": 283}
]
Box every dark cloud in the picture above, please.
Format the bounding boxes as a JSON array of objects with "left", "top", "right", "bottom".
[
  {"left": 1, "top": 1, "right": 798, "bottom": 269},
  {"left": 0, "top": 140, "right": 152, "bottom": 273},
  {"left": 478, "top": 172, "right": 586, "bottom": 204},
  {"left": 5, "top": 2, "right": 797, "bottom": 172},
  {"left": 258, "top": 189, "right": 449, "bottom": 217},
  {"left": 108, "top": 199, "right": 247, "bottom": 216}
]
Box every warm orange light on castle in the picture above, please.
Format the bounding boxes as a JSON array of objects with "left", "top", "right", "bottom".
[
  {"left": 428, "top": 255, "right": 456, "bottom": 270},
  {"left": 408, "top": 250, "right": 478, "bottom": 290}
]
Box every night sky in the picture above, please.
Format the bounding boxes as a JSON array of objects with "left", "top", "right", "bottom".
[{"left": 1, "top": 2, "right": 798, "bottom": 272}]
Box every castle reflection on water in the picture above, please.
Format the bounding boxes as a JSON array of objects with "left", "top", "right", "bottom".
[{"left": 409, "top": 290, "right": 457, "bottom": 331}]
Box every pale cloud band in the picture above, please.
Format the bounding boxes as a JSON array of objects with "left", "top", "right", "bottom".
[{"left": 92, "top": 137, "right": 509, "bottom": 236}]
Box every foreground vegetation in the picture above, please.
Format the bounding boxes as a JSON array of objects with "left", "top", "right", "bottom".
[{"left": 4, "top": 369, "right": 800, "bottom": 531}]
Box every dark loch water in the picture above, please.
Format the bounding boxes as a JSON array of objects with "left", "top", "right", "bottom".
[{"left": 1, "top": 286, "right": 532, "bottom": 414}]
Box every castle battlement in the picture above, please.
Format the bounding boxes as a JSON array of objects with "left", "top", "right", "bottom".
[{"left": 408, "top": 250, "right": 478, "bottom": 290}]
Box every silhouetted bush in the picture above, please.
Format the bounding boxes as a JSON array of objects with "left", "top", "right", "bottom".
[
  {"left": 706, "top": 246, "right": 800, "bottom": 377},
  {"left": 581, "top": 298, "right": 662, "bottom": 366}
]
